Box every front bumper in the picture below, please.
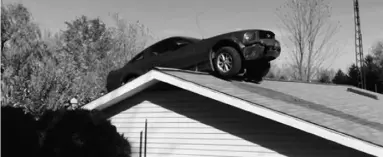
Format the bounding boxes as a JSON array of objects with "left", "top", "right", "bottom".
[
  {"left": 242, "top": 44, "right": 264, "bottom": 60},
  {"left": 242, "top": 41, "right": 281, "bottom": 61},
  {"left": 264, "top": 47, "right": 281, "bottom": 60}
]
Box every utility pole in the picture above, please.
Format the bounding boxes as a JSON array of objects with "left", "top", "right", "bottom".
[{"left": 353, "top": 0, "right": 366, "bottom": 89}]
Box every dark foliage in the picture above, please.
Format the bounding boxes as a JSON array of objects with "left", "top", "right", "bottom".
[
  {"left": 346, "top": 64, "right": 360, "bottom": 87},
  {"left": 1, "top": 106, "right": 132, "bottom": 157},
  {"left": 332, "top": 69, "right": 349, "bottom": 85},
  {"left": 1, "top": 106, "right": 40, "bottom": 157},
  {"left": 332, "top": 54, "right": 383, "bottom": 93},
  {"left": 39, "top": 108, "right": 132, "bottom": 157},
  {"left": 363, "top": 55, "right": 382, "bottom": 93},
  {"left": 318, "top": 71, "right": 331, "bottom": 83},
  {"left": 265, "top": 71, "right": 276, "bottom": 79}
]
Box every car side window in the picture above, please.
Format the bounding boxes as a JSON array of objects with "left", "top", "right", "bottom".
[
  {"left": 151, "top": 50, "right": 160, "bottom": 56},
  {"left": 149, "top": 41, "right": 174, "bottom": 56},
  {"left": 130, "top": 53, "right": 144, "bottom": 62},
  {"left": 150, "top": 38, "right": 191, "bottom": 56}
]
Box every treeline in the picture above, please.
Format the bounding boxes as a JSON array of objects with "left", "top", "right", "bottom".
[
  {"left": 2, "top": 105, "right": 131, "bottom": 157},
  {"left": 1, "top": 4, "right": 138, "bottom": 156},
  {"left": 265, "top": 41, "right": 383, "bottom": 94},
  {"left": 332, "top": 46, "right": 383, "bottom": 93},
  {"left": 1, "top": 3, "right": 153, "bottom": 114}
]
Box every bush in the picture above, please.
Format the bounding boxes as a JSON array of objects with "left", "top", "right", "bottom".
[
  {"left": 39, "top": 108, "right": 131, "bottom": 157},
  {"left": 1, "top": 106, "right": 40, "bottom": 157},
  {"left": 265, "top": 71, "right": 276, "bottom": 79},
  {"left": 1, "top": 106, "right": 132, "bottom": 157},
  {"left": 318, "top": 72, "right": 331, "bottom": 83}
]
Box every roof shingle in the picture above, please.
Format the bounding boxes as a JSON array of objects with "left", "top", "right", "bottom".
[{"left": 161, "top": 69, "right": 383, "bottom": 147}]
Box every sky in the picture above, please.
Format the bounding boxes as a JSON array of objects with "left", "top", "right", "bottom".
[{"left": 3, "top": 0, "right": 383, "bottom": 71}]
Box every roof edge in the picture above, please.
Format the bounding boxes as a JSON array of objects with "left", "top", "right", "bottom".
[
  {"left": 82, "top": 71, "right": 159, "bottom": 110},
  {"left": 83, "top": 69, "right": 383, "bottom": 156}
]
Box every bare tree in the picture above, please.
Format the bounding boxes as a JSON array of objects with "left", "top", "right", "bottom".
[
  {"left": 108, "top": 12, "right": 153, "bottom": 69},
  {"left": 276, "top": 0, "right": 340, "bottom": 81},
  {"left": 371, "top": 40, "right": 383, "bottom": 67}
]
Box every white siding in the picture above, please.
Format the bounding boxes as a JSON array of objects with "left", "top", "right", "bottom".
[{"left": 105, "top": 88, "right": 371, "bottom": 157}]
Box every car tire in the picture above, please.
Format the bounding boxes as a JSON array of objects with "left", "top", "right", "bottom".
[
  {"left": 213, "top": 46, "right": 242, "bottom": 78},
  {"left": 245, "top": 61, "right": 271, "bottom": 82},
  {"left": 106, "top": 70, "right": 122, "bottom": 92},
  {"left": 121, "top": 75, "right": 138, "bottom": 85}
]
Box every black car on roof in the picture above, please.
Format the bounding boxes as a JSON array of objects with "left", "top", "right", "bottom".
[{"left": 106, "top": 29, "right": 281, "bottom": 92}]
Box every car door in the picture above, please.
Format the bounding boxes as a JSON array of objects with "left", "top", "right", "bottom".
[
  {"left": 125, "top": 39, "right": 179, "bottom": 71},
  {"left": 150, "top": 38, "right": 197, "bottom": 69},
  {"left": 124, "top": 41, "right": 164, "bottom": 74}
]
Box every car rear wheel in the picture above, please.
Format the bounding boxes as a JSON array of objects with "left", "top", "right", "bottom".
[
  {"left": 213, "top": 46, "right": 242, "bottom": 77},
  {"left": 106, "top": 70, "right": 122, "bottom": 92},
  {"left": 121, "top": 75, "right": 138, "bottom": 85}
]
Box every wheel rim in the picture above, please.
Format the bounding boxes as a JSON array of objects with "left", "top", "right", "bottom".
[{"left": 216, "top": 52, "right": 233, "bottom": 73}]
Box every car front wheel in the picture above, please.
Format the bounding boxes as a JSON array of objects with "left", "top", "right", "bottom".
[{"left": 213, "top": 46, "right": 242, "bottom": 78}]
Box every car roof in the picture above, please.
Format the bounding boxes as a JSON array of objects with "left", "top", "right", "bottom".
[
  {"left": 223, "top": 29, "right": 275, "bottom": 35},
  {"left": 162, "top": 29, "right": 274, "bottom": 41},
  {"left": 161, "top": 36, "right": 202, "bottom": 42}
]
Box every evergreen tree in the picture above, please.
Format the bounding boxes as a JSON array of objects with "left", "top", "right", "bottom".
[{"left": 332, "top": 69, "right": 349, "bottom": 85}]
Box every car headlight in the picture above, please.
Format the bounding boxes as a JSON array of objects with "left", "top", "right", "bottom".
[{"left": 243, "top": 32, "right": 255, "bottom": 43}]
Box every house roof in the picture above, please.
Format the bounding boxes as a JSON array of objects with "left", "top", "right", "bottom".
[{"left": 83, "top": 68, "right": 383, "bottom": 156}]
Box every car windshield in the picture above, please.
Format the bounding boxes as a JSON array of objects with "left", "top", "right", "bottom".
[
  {"left": 181, "top": 37, "right": 201, "bottom": 44},
  {"left": 130, "top": 53, "right": 144, "bottom": 63}
]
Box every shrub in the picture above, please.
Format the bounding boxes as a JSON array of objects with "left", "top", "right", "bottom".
[
  {"left": 1, "top": 106, "right": 40, "bottom": 157},
  {"left": 2, "top": 106, "right": 132, "bottom": 157},
  {"left": 265, "top": 71, "right": 276, "bottom": 79},
  {"left": 39, "top": 108, "right": 131, "bottom": 157},
  {"left": 318, "top": 72, "right": 331, "bottom": 83}
]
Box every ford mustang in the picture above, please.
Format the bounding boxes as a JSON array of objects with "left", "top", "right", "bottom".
[{"left": 106, "top": 29, "right": 281, "bottom": 92}]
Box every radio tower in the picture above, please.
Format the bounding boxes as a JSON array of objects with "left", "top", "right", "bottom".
[{"left": 353, "top": 0, "right": 366, "bottom": 89}]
